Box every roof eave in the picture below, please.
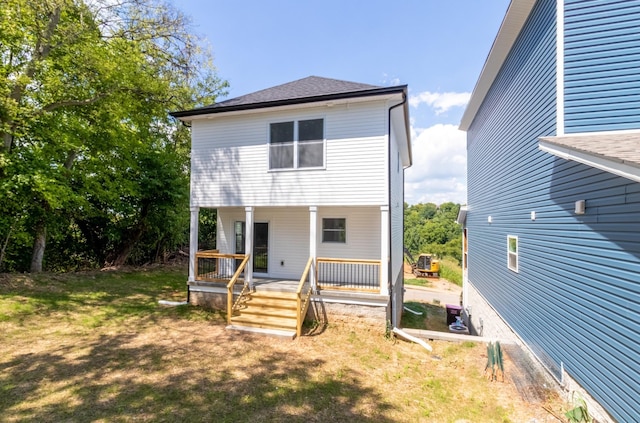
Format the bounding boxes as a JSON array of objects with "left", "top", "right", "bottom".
[
  {"left": 456, "top": 205, "right": 468, "bottom": 225},
  {"left": 539, "top": 138, "right": 640, "bottom": 184},
  {"left": 171, "top": 85, "right": 408, "bottom": 120},
  {"left": 459, "top": 0, "right": 538, "bottom": 132}
]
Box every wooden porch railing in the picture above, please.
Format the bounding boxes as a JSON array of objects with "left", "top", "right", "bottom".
[
  {"left": 227, "top": 254, "right": 250, "bottom": 325},
  {"left": 195, "top": 250, "right": 247, "bottom": 282},
  {"left": 316, "top": 257, "right": 381, "bottom": 292},
  {"left": 296, "top": 257, "right": 315, "bottom": 337}
]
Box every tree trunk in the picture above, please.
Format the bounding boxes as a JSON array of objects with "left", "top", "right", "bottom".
[
  {"left": 30, "top": 220, "right": 46, "bottom": 273},
  {"left": 110, "top": 237, "right": 137, "bottom": 267},
  {"left": 0, "top": 220, "right": 16, "bottom": 271}
]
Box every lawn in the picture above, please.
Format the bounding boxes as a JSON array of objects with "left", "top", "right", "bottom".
[{"left": 0, "top": 266, "right": 563, "bottom": 422}]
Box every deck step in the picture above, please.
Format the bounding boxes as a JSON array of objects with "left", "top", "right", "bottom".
[
  {"left": 231, "top": 313, "right": 297, "bottom": 329},
  {"left": 241, "top": 297, "right": 297, "bottom": 310},
  {"left": 236, "top": 307, "right": 297, "bottom": 319},
  {"left": 230, "top": 290, "right": 300, "bottom": 335},
  {"left": 249, "top": 291, "right": 297, "bottom": 300},
  {"left": 226, "top": 325, "right": 296, "bottom": 339}
]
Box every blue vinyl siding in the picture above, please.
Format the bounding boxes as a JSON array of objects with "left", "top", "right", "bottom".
[
  {"left": 467, "top": 0, "right": 640, "bottom": 421},
  {"left": 564, "top": 0, "right": 640, "bottom": 132}
]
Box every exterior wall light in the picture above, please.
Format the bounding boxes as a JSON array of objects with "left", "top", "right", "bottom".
[
  {"left": 488, "top": 216, "right": 492, "bottom": 223},
  {"left": 575, "top": 200, "right": 586, "bottom": 215}
]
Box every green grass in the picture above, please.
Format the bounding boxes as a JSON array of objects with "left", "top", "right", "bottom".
[
  {"left": 0, "top": 265, "right": 560, "bottom": 422},
  {"left": 401, "top": 301, "right": 449, "bottom": 332},
  {"left": 439, "top": 257, "right": 462, "bottom": 286},
  {"left": 403, "top": 277, "right": 433, "bottom": 288}
]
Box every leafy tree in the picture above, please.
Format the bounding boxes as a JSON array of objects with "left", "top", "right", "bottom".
[
  {"left": 0, "top": 0, "right": 227, "bottom": 271},
  {"left": 404, "top": 202, "right": 463, "bottom": 264}
]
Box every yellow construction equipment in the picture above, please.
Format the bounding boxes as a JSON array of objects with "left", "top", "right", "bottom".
[{"left": 412, "top": 253, "right": 440, "bottom": 278}]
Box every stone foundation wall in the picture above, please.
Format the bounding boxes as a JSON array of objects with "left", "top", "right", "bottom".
[
  {"left": 307, "top": 300, "right": 388, "bottom": 329},
  {"left": 464, "top": 280, "right": 614, "bottom": 423},
  {"left": 188, "top": 290, "right": 227, "bottom": 310}
]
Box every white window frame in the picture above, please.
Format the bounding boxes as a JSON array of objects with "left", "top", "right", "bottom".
[
  {"left": 268, "top": 118, "right": 325, "bottom": 171},
  {"left": 507, "top": 235, "right": 518, "bottom": 273},
  {"left": 322, "top": 218, "right": 346, "bottom": 243}
]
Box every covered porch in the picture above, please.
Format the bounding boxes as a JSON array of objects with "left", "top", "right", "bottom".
[{"left": 186, "top": 205, "right": 392, "bottom": 336}]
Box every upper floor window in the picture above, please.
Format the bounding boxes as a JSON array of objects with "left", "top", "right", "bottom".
[{"left": 269, "top": 119, "right": 324, "bottom": 170}]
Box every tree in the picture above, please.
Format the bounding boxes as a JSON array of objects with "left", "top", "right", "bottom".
[
  {"left": 404, "top": 202, "right": 463, "bottom": 264},
  {"left": 0, "top": 0, "right": 227, "bottom": 271}
]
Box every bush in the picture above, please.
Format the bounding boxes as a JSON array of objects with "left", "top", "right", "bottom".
[{"left": 439, "top": 257, "right": 462, "bottom": 286}]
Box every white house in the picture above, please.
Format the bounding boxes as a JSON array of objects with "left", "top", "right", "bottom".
[{"left": 171, "top": 76, "right": 411, "bottom": 337}]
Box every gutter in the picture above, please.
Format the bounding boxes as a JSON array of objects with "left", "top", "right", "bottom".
[
  {"left": 387, "top": 91, "right": 408, "bottom": 327},
  {"left": 171, "top": 85, "right": 408, "bottom": 119}
]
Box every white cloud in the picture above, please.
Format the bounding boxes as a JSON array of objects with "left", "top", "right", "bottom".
[
  {"left": 405, "top": 123, "right": 467, "bottom": 205},
  {"left": 409, "top": 91, "right": 471, "bottom": 115},
  {"left": 380, "top": 73, "right": 401, "bottom": 87}
]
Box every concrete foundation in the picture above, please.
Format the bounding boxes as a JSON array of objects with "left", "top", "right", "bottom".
[
  {"left": 464, "top": 280, "right": 614, "bottom": 423},
  {"left": 307, "top": 299, "right": 388, "bottom": 328},
  {"left": 188, "top": 290, "right": 227, "bottom": 310}
]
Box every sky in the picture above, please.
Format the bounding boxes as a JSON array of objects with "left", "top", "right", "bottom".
[{"left": 173, "top": 0, "right": 512, "bottom": 205}]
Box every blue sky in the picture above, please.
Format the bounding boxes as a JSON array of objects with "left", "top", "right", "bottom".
[{"left": 174, "top": 0, "right": 511, "bottom": 205}]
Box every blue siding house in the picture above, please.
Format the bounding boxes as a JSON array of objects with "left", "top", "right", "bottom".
[{"left": 459, "top": 1, "right": 639, "bottom": 422}]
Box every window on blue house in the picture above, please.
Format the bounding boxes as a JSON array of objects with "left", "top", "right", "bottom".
[
  {"left": 322, "top": 218, "right": 346, "bottom": 243},
  {"left": 507, "top": 235, "right": 518, "bottom": 272},
  {"left": 270, "top": 119, "right": 324, "bottom": 169}
]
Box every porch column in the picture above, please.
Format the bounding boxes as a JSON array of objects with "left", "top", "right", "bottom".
[
  {"left": 188, "top": 206, "right": 199, "bottom": 282},
  {"left": 309, "top": 206, "right": 317, "bottom": 291},
  {"left": 245, "top": 206, "right": 254, "bottom": 287},
  {"left": 380, "top": 205, "right": 390, "bottom": 296}
]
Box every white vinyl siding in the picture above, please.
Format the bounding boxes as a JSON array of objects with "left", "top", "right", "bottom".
[
  {"left": 217, "top": 207, "right": 309, "bottom": 280},
  {"left": 190, "top": 101, "right": 388, "bottom": 207},
  {"left": 317, "top": 207, "right": 380, "bottom": 260},
  {"left": 216, "top": 206, "right": 381, "bottom": 279},
  {"left": 389, "top": 115, "right": 406, "bottom": 324}
]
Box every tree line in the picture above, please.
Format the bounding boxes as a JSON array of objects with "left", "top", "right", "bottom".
[
  {"left": 0, "top": 1, "right": 464, "bottom": 274},
  {"left": 404, "top": 202, "right": 462, "bottom": 264},
  {"left": 0, "top": 0, "right": 227, "bottom": 272}
]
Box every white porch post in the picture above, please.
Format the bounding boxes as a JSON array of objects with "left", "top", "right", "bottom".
[
  {"left": 188, "top": 206, "right": 199, "bottom": 282},
  {"left": 245, "top": 206, "right": 254, "bottom": 287},
  {"left": 380, "top": 205, "right": 390, "bottom": 296},
  {"left": 309, "top": 206, "right": 317, "bottom": 291}
]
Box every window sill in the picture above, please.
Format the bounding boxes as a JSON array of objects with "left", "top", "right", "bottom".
[{"left": 268, "top": 166, "right": 326, "bottom": 173}]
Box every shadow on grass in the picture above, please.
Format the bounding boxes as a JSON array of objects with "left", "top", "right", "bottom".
[
  {"left": 0, "top": 267, "right": 397, "bottom": 422},
  {"left": 0, "top": 330, "right": 396, "bottom": 422},
  {"left": 0, "top": 267, "right": 192, "bottom": 323}
]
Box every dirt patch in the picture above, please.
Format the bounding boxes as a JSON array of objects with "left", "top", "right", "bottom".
[{"left": 0, "top": 268, "right": 566, "bottom": 422}]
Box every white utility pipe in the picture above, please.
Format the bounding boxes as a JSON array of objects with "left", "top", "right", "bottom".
[
  {"left": 403, "top": 306, "right": 423, "bottom": 315},
  {"left": 393, "top": 327, "right": 433, "bottom": 352},
  {"left": 158, "top": 300, "right": 188, "bottom": 306}
]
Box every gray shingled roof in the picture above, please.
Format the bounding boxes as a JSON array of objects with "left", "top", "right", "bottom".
[
  {"left": 171, "top": 76, "right": 405, "bottom": 118},
  {"left": 539, "top": 133, "right": 640, "bottom": 167},
  {"left": 214, "top": 76, "right": 381, "bottom": 108}
]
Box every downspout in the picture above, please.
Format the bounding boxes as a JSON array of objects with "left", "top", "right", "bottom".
[
  {"left": 387, "top": 92, "right": 407, "bottom": 328},
  {"left": 388, "top": 97, "right": 430, "bottom": 352}
]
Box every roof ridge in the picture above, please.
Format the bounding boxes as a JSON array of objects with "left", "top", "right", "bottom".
[{"left": 170, "top": 75, "right": 406, "bottom": 118}]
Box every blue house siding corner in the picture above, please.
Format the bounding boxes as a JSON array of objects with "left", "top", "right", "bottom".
[{"left": 466, "top": 0, "right": 640, "bottom": 421}]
